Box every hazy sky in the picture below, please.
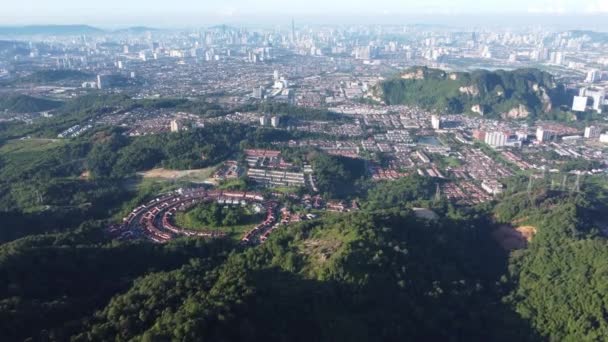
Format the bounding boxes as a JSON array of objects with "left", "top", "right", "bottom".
[{"left": 2, "top": 0, "right": 608, "bottom": 26}]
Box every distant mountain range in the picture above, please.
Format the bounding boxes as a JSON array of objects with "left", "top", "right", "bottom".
[{"left": 0, "top": 25, "right": 159, "bottom": 36}]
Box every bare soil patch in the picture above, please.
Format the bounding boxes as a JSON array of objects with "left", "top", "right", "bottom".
[{"left": 493, "top": 225, "right": 537, "bottom": 251}]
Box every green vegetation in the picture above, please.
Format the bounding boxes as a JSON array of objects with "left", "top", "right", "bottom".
[
  {"left": 312, "top": 153, "right": 369, "bottom": 198},
  {"left": 0, "top": 94, "right": 63, "bottom": 113},
  {"left": 174, "top": 202, "right": 262, "bottom": 230},
  {"left": 0, "top": 229, "right": 233, "bottom": 342},
  {"left": 1, "top": 157, "right": 608, "bottom": 340},
  {"left": 375, "top": 67, "right": 571, "bottom": 119},
  {"left": 257, "top": 102, "right": 350, "bottom": 123},
  {"left": 1, "top": 91, "right": 608, "bottom": 340},
  {"left": 365, "top": 175, "right": 436, "bottom": 209},
  {"left": 16, "top": 69, "right": 94, "bottom": 84},
  {"left": 495, "top": 188, "right": 608, "bottom": 340},
  {"left": 0, "top": 121, "right": 291, "bottom": 241}
]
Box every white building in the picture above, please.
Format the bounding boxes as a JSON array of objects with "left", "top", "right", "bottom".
[
  {"left": 96, "top": 74, "right": 105, "bottom": 89},
  {"left": 252, "top": 86, "right": 264, "bottom": 99},
  {"left": 584, "top": 126, "right": 601, "bottom": 139},
  {"left": 485, "top": 131, "right": 508, "bottom": 147},
  {"left": 170, "top": 120, "right": 182, "bottom": 133},
  {"left": 82, "top": 81, "right": 97, "bottom": 89},
  {"left": 482, "top": 180, "right": 504, "bottom": 195},
  {"left": 550, "top": 51, "right": 564, "bottom": 65},
  {"left": 271, "top": 116, "right": 280, "bottom": 128},
  {"left": 431, "top": 115, "right": 441, "bottom": 130},
  {"left": 579, "top": 88, "right": 606, "bottom": 114},
  {"left": 536, "top": 127, "right": 555, "bottom": 143},
  {"left": 259, "top": 116, "right": 268, "bottom": 126},
  {"left": 585, "top": 69, "right": 601, "bottom": 83},
  {"left": 572, "top": 96, "right": 588, "bottom": 112},
  {"left": 600, "top": 134, "right": 608, "bottom": 144}
]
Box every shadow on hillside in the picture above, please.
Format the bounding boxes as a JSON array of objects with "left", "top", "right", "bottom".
[{"left": 217, "top": 263, "right": 541, "bottom": 342}]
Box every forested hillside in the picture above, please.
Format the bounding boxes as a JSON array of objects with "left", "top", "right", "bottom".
[
  {"left": 1, "top": 172, "right": 606, "bottom": 340},
  {"left": 498, "top": 189, "right": 608, "bottom": 340},
  {"left": 15, "top": 69, "right": 94, "bottom": 84},
  {"left": 0, "top": 94, "right": 63, "bottom": 113},
  {"left": 1, "top": 91, "right": 607, "bottom": 341}
]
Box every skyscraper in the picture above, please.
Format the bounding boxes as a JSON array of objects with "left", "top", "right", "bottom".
[{"left": 431, "top": 115, "right": 441, "bottom": 130}]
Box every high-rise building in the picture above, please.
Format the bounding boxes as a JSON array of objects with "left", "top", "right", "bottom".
[
  {"left": 481, "top": 45, "right": 492, "bottom": 59},
  {"left": 431, "top": 115, "right": 441, "bottom": 130},
  {"left": 271, "top": 116, "right": 280, "bottom": 128},
  {"left": 536, "top": 127, "right": 555, "bottom": 143},
  {"left": 585, "top": 70, "right": 601, "bottom": 83},
  {"left": 355, "top": 46, "right": 377, "bottom": 60},
  {"left": 96, "top": 74, "right": 105, "bottom": 89},
  {"left": 579, "top": 88, "right": 606, "bottom": 114},
  {"left": 572, "top": 96, "right": 588, "bottom": 112},
  {"left": 484, "top": 131, "right": 508, "bottom": 147},
  {"left": 550, "top": 51, "right": 564, "bottom": 65},
  {"left": 170, "top": 120, "right": 182, "bottom": 133},
  {"left": 584, "top": 126, "right": 601, "bottom": 139},
  {"left": 253, "top": 86, "right": 265, "bottom": 99},
  {"left": 259, "top": 116, "right": 268, "bottom": 126}
]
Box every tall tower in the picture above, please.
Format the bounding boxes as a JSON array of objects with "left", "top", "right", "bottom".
[{"left": 291, "top": 18, "right": 296, "bottom": 43}]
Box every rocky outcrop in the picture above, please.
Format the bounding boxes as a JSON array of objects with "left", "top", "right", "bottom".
[
  {"left": 471, "top": 104, "right": 484, "bottom": 115},
  {"left": 459, "top": 85, "right": 479, "bottom": 96},
  {"left": 540, "top": 88, "right": 553, "bottom": 112},
  {"left": 502, "top": 104, "right": 530, "bottom": 119},
  {"left": 401, "top": 69, "right": 425, "bottom": 80}
]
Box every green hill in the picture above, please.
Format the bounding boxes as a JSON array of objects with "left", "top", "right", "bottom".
[
  {"left": 0, "top": 94, "right": 63, "bottom": 113},
  {"left": 370, "top": 67, "right": 571, "bottom": 119},
  {"left": 18, "top": 69, "right": 93, "bottom": 84}
]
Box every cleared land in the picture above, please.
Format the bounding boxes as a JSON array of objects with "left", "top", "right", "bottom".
[
  {"left": 1, "top": 138, "right": 64, "bottom": 155},
  {"left": 493, "top": 225, "right": 537, "bottom": 251},
  {"left": 137, "top": 167, "right": 216, "bottom": 183}
]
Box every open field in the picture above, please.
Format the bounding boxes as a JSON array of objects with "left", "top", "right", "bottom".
[
  {"left": 1, "top": 138, "right": 64, "bottom": 155},
  {"left": 137, "top": 167, "right": 216, "bottom": 183}
]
